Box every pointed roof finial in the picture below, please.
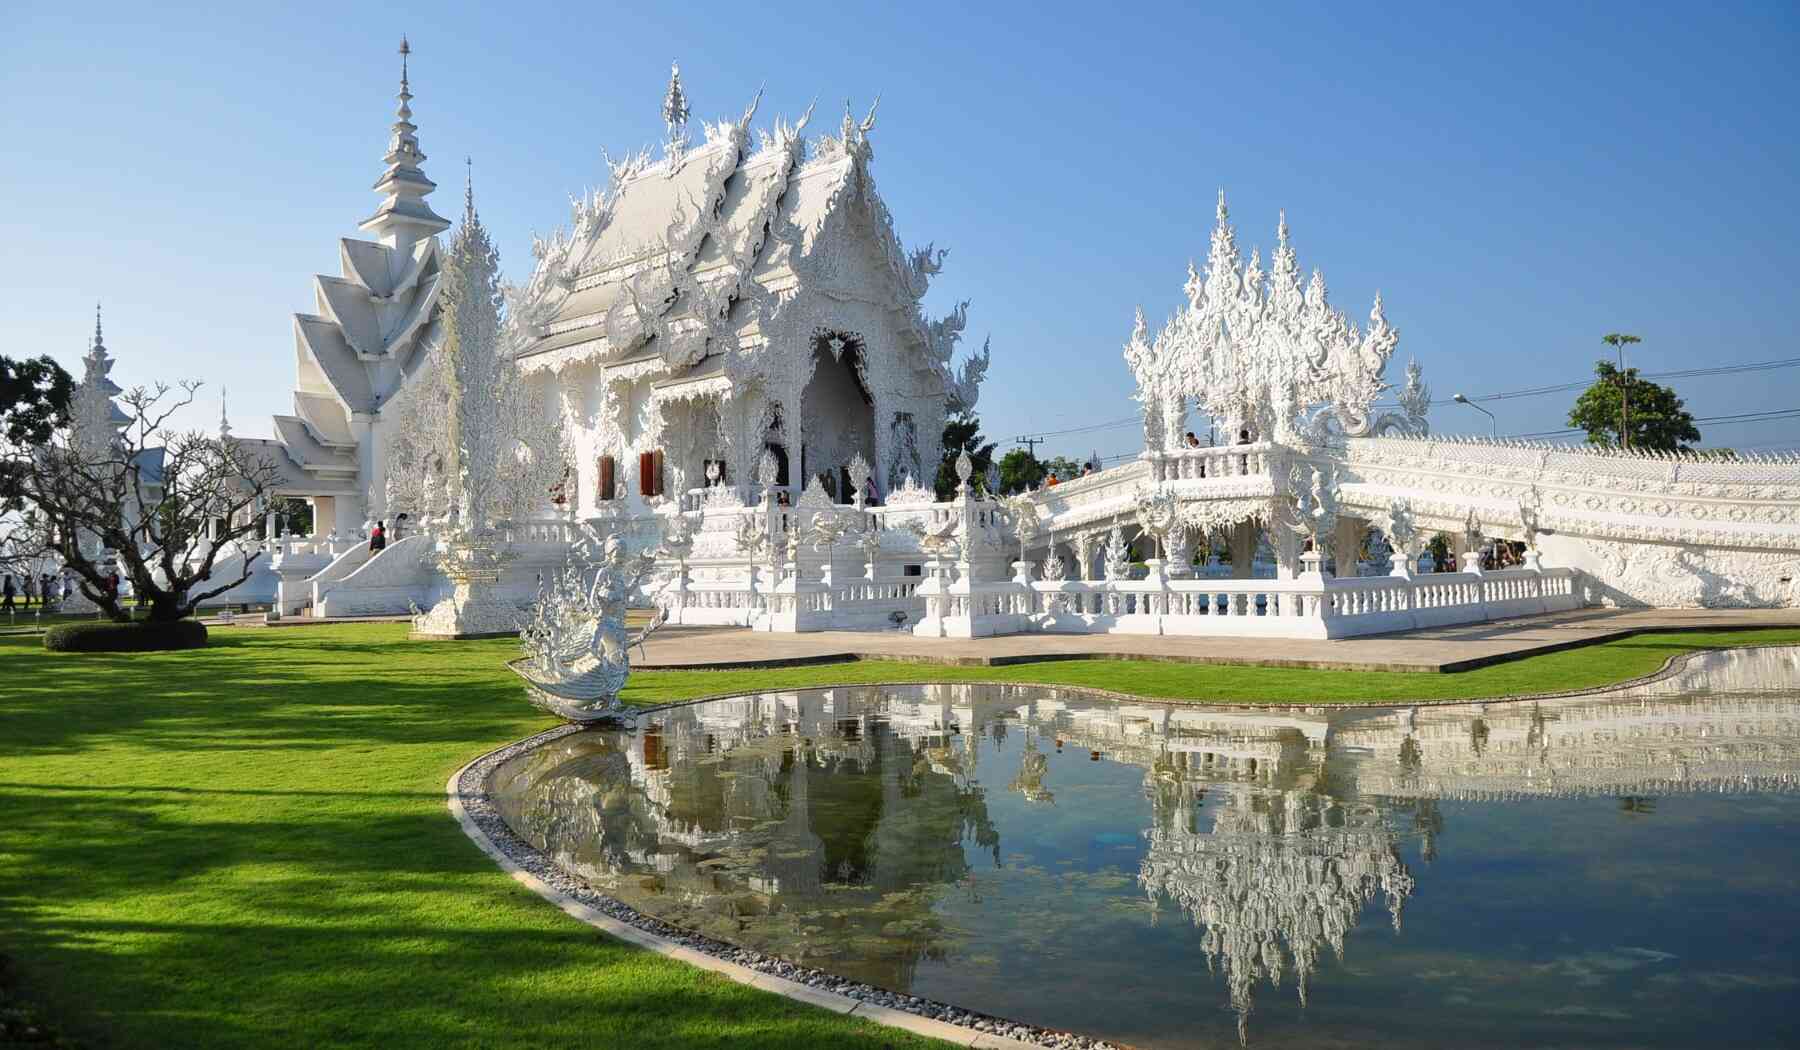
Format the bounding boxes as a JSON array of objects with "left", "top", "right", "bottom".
[
  {"left": 93, "top": 301, "right": 103, "bottom": 349},
  {"left": 360, "top": 36, "right": 450, "bottom": 247},
  {"left": 219, "top": 387, "right": 232, "bottom": 439},
  {"left": 663, "top": 60, "right": 690, "bottom": 146},
  {"left": 465, "top": 155, "right": 474, "bottom": 215},
  {"left": 1216, "top": 188, "right": 1229, "bottom": 223}
]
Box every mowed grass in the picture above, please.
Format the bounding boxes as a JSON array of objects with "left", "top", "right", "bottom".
[
  {"left": 2, "top": 623, "right": 1797, "bottom": 1049},
  {"left": 628, "top": 626, "right": 1800, "bottom": 705}
]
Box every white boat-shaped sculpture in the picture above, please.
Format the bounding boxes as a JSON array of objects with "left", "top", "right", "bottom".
[{"left": 511, "top": 524, "right": 665, "bottom": 723}]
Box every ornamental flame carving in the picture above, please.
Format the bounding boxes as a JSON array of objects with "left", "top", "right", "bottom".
[
  {"left": 385, "top": 182, "right": 568, "bottom": 536},
  {"left": 1125, "top": 192, "right": 1418, "bottom": 448}
]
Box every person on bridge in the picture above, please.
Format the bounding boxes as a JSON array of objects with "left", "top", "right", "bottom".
[{"left": 369, "top": 521, "right": 387, "bottom": 553}]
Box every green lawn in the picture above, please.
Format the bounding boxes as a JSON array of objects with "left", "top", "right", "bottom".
[{"left": 2, "top": 622, "right": 1797, "bottom": 1049}]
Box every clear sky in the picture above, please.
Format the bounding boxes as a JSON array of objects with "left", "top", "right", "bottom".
[{"left": 4, "top": 2, "right": 1797, "bottom": 462}]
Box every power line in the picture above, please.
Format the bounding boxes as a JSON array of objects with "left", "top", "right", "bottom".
[
  {"left": 1016, "top": 354, "right": 1800, "bottom": 448},
  {"left": 1507, "top": 405, "right": 1800, "bottom": 440},
  {"left": 1397, "top": 354, "right": 1800, "bottom": 408}
]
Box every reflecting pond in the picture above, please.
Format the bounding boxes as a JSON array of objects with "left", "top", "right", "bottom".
[{"left": 491, "top": 647, "right": 1800, "bottom": 1048}]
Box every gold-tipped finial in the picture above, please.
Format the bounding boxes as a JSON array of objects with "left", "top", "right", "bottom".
[{"left": 399, "top": 36, "right": 411, "bottom": 89}]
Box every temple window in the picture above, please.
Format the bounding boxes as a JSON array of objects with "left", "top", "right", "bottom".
[
  {"left": 638, "top": 450, "right": 666, "bottom": 497},
  {"left": 597, "top": 455, "right": 616, "bottom": 501}
]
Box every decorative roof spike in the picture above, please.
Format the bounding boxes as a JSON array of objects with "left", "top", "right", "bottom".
[
  {"left": 92, "top": 301, "right": 104, "bottom": 350},
  {"left": 219, "top": 387, "right": 232, "bottom": 439},
  {"left": 1216, "top": 188, "right": 1229, "bottom": 223},
  {"left": 663, "top": 60, "right": 690, "bottom": 147},
  {"left": 359, "top": 36, "right": 451, "bottom": 247}
]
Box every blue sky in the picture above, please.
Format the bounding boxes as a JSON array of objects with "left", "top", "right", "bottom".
[{"left": 5, "top": 2, "right": 1797, "bottom": 460}]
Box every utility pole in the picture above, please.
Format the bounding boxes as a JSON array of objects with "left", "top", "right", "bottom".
[
  {"left": 1013, "top": 434, "right": 1044, "bottom": 459},
  {"left": 1603, "top": 333, "right": 1642, "bottom": 450}
]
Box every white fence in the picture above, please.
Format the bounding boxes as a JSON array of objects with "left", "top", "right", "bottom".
[
  {"left": 665, "top": 555, "right": 1580, "bottom": 640},
  {"left": 906, "top": 564, "right": 1581, "bottom": 639}
]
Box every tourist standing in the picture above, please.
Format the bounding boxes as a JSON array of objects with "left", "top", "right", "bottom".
[
  {"left": 369, "top": 520, "right": 387, "bottom": 553},
  {"left": 1, "top": 575, "right": 15, "bottom": 613}
]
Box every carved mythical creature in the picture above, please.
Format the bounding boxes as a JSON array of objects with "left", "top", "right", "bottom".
[
  {"left": 513, "top": 526, "right": 664, "bottom": 723},
  {"left": 1133, "top": 485, "right": 1181, "bottom": 561}
]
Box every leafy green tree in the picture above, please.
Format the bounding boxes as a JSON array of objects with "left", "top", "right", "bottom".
[
  {"left": 1, "top": 353, "right": 75, "bottom": 501},
  {"left": 997, "top": 448, "right": 1043, "bottom": 494},
  {"left": 1425, "top": 532, "right": 1451, "bottom": 572},
  {"left": 1042, "top": 456, "right": 1085, "bottom": 483},
  {"left": 1567, "top": 360, "right": 1700, "bottom": 452},
  {"left": 934, "top": 414, "right": 997, "bottom": 499},
  {"left": 274, "top": 497, "right": 314, "bottom": 537}
]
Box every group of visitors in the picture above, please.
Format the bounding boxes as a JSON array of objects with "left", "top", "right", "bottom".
[{"left": 1, "top": 571, "right": 92, "bottom": 611}]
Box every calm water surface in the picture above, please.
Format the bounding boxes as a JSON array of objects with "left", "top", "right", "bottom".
[{"left": 491, "top": 647, "right": 1800, "bottom": 1048}]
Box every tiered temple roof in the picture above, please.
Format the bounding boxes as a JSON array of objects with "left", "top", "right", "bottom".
[{"left": 271, "top": 39, "right": 450, "bottom": 500}]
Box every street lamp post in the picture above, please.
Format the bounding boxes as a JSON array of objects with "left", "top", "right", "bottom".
[{"left": 1452, "top": 393, "right": 1497, "bottom": 438}]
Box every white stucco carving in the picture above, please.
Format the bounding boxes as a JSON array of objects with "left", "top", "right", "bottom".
[{"left": 244, "top": 50, "right": 1800, "bottom": 631}]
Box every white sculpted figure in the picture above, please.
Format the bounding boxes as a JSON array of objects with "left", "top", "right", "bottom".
[
  {"left": 1102, "top": 525, "right": 1133, "bottom": 581},
  {"left": 1384, "top": 498, "right": 1424, "bottom": 571},
  {"left": 1133, "top": 485, "right": 1181, "bottom": 561},
  {"left": 513, "top": 524, "right": 663, "bottom": 723},
  {"left": 1287, "top": 463, "right": 1340, "bottom": 556}
]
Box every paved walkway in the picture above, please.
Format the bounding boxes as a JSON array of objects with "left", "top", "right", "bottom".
[{"left": 635, "top": 608, "right": 1800, "bottom": 673}]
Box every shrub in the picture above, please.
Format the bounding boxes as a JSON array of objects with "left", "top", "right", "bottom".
[{"left": 43, "top": 619, "right": 208, "bottom": 653}]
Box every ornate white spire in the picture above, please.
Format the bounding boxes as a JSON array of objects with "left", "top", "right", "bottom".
[
  {"left": 83, "top": 302, "right": 119, "bottom": 395},
  {"left": 360, "top": 36, "right": 451, "bottom": 248},
  {"left": 662, "top": 60, "right": 690, "bottom": 150},
  {"left": 71, "top": 304, "right": 124, "bottom": 459},
  {"left": 219, "top": 387, "right": 232, "bottom": 439}
]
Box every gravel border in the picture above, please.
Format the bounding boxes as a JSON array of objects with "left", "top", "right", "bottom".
[{"left": 448, "top": 641, "right": 1790, "bottom": 1049}]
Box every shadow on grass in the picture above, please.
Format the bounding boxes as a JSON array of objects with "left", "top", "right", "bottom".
[
  {"left": 0, "top": 774, "right": 931, "bottom": 1050},
  {"left": 0, "top": 630, "right": 547, "bottom": 757}
]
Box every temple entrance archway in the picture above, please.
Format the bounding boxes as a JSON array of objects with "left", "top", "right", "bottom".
[{"left": 800, "top": 330, "right": 875, "bottom": 501}]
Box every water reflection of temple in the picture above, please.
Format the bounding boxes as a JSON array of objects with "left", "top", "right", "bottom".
[
  {"left": 490, "top": 647, "right": 1800, "bottom": 1045},
  {"left": 492, "top": 686, "right": 1005, "bottom": 990}
]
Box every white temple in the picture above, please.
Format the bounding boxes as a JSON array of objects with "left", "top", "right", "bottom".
[{"left": 194, "top": 46, "right": 1800, "bottom": 628}]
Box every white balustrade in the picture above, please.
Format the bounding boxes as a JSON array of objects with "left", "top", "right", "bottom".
[{"left": 1151, "top": 442, "right": 1282, "bottom": 484}]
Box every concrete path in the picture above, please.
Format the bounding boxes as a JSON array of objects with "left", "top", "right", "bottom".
[{"left": 635, "top": 608, "right": 1800, "bottom": 673}]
